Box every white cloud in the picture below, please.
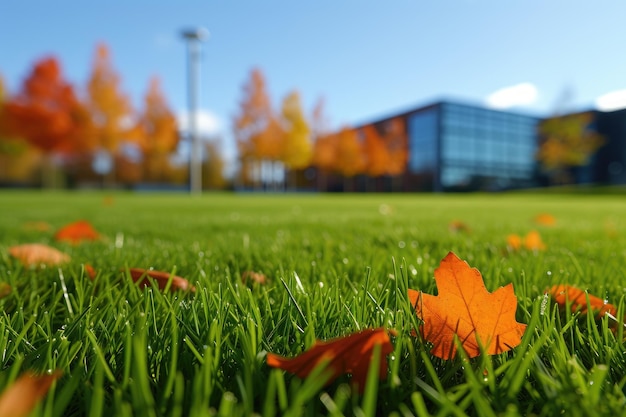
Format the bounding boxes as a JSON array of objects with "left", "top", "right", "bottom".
[
  {"left": 595, "top": 89, "right": 626, "bottom": 111},
  {"left": 485, "top": 82, "right": 538, "bottom": 109},
  {"left": 177, "top": 109, "right": 222, "bottom": 138}
]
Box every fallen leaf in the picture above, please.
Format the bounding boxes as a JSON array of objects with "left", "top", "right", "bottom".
[
  {"left": 22, "top": 221, "right": 52, "bottom": 232},
  {"left": 448, "top": 220, "right": 470, "bottom": 234},
  {"left": 506, "top": 234, "right": 522, "bottom": 251},
  {"left": 9, "top": 244, "right": 70, "bottom": 267},
  {"left": 548, "top": 285, "right": 616, "bottom": 318},
  {"left": 241, "top": 270, "right": 267, "bottom": 285},
  {"left": 84, "top": 264, "right": 97, "bottom": 280},
  {"left": 534, "top": 213, "right": 556, "bottom": 226},
  {"left": 266, "top": 328, "right": 394, "bottom": 392},
  {"left": 524, "top": 230, "right": 545, "bottom": 251},
  {"left": 54, "top": 220, "right": 100, "bottom": 244},
  {"left": 408, "top": 252, "right": 527, "bottom": 359},
  {"left": 0, "top": 370, "right": 62, "bottom": 417},
  {"left": 0, "top": 283, "right": 11, "bottom": 299},
  {"left": 506, "top": 231, "right": 546, "bottom": 251},
  {"left": 125, "top": 268, "right": 195, "bottom": 292}
]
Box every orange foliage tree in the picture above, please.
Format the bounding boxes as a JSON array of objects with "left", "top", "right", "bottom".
[
  {"left": 310, "top": 98, "right": 335, "bottom": 189},
  {"left": 232, "top": 68, "right": 277, "bottom": 188},
  {"left": 202, "top": 139, "right": 227, "bottom": 190},
  {"left": 335, "top": 127, "right": 365, "bottom": 190},
  {"left": 0, "top": 74, "right": 42, "bottom": 183},
  {"left": 362, "top": 125, "right": 389, "bottom": 178},
  {"left": 2, "top": 57, "right": 93, "bottom": 186},
  {"left": 135, "top": 77, "right": 179, "bottom": 182},
  {"left": 385, "top": 117, "right": 408, "bottom": 176},
  {"left": 384, "top": 117, "right": 408, "bottom": 190}
]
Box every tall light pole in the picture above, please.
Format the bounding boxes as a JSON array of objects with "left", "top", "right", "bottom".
[{"left": 181, "top": 27, "right": 209, "bottom": 194}]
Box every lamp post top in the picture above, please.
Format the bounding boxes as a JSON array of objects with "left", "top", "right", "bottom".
[{"left": 181, "top": 27, "right": 209, "bottom": 42}]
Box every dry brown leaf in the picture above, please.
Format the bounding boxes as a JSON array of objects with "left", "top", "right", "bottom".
[
  {"left": 9, "top": 244, "right": 70, "bottom": 267},
  {"left": 125, "top": 268, "right": 195, "bottom": 292},
  {"left": 0, "top": 370, "right": 62, "bottom": 417}
]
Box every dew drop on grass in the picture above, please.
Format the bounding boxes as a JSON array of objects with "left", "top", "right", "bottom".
[
  {"left": 398, "top": 241, "right": 406, "bottom": 249},
  {"left": 115, "top": 232, "right": 124, "bottom": 248},
  {"left": 540, "top": 293, "right": 549, "bottom": 315},
  {"left": 342, "top": 258, "right": 349, "bottom": 265},
  {"left": 318, "top": 282, "right": 324, "bottom": 288},
  {"left": 417, "top": 257, "right": 423, "bottom": 265},
  {"left": 547, "top": 271, "right": 552, "bottom": 276},
  {"left": 243, "top": 233, "right": 249, "bottom": 249}
]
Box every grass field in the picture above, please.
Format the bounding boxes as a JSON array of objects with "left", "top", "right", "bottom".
[{"left": 1, "top": 190, "right": 625, "bottom": 416}]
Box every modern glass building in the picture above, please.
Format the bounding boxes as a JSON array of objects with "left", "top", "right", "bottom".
[{"left": 368, "top": 100, "right": 541, "bottom": 191}]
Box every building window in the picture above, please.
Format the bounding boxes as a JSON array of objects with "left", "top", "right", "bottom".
[{"left": 407, "top": 108, "right": 438, "bottom": 174}]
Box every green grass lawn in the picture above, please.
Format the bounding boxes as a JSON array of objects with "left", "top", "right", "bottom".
[{"left": 0, "top": 190, "right": 625, "bottom": 416}]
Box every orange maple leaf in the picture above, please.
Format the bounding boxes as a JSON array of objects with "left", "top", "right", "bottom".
[
  {"left": 241, "top": 270, "right": 267, "bottom": 285},
  {"left": 84, "top": 263, "right": 97, "bottom": 280},
  {"left": 0, "top": 370, "right": 62, "bottom": 417},
  {"left": 0, "top": 283, "right": 11, "bottom": 299},
  {"left": 54, "top": 220, "right": 100, "bottom": 244},
  {"left": 266, "top": 328, "right": 394, "bottom": 392},
  {"left": 22, "top": 221, "right": 52, "bottom": 232},
  {"left": 125, "top": 268, "right": 195, "bottom": 292},
  {"left": 9, "top": 243, "right": 70, "bottom": 267},
  {"left": 506, "top": 230, "right": 545, "bottom": 251},
  {"left": 506, "top": 234, "right": 522, "bottom": 250},
  {"left": 548, "top": 285, "right": 616, "bottom": 318},
  {"left": 408, "top": 252, "right": 527, "bottom": 360},
  {"left": 448, "top": 220, "right": 470, "bottom": 234},
  {"left": 534, "top": 213, "right": 556, "bottom": 226}
]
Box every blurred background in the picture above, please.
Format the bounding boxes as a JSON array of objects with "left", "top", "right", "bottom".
[{"left": 1, "top": 1, "right": 626, "bottom": 192}]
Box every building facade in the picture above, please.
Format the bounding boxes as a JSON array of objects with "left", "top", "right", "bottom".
[
  {"left": 587, "top": 108, "right": 626, "bottom": 185},
  {"left": 366, "top": 100, "right": 541, "bottom": 191}
]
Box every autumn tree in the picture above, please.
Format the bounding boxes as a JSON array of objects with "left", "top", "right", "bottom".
[
  {"left": 232, "top": 68, "right": 276, "bottom": 188},
  {"left": 136, "top": 77, "right": 179, "bottom": 182},
  {"left": 362, "top": 125, "right": 389, "bottom": 177},
  {"left": 384, "top": 117, "right": 408, "bottom": 190},
  {"left": 2, "top": 57, "right": 93, "bottom": 187},
  {"left": 536, "top": 112, "right": 604, "bottom": 184},
  {"left": 202, "top": 139, "right": 227, "bottom": 190},
  {"left": 335, "top": 127, "right": 365, "bottom": 190},
  {"left": 0, "top": 74, "right": 41, "bottom": 183},
  {"left": 310, "top": 98, "right": 335, "bottom": 190},
  {"left": 85, "top": 43, "right": 134, "bottom": 183},
  {"left": 281, "top": 90, "right": 311, "bottom": 188}
]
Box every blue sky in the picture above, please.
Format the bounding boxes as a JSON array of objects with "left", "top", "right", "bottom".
[{"left": 3, "top": 1, "right": 626, "bottom": 159}]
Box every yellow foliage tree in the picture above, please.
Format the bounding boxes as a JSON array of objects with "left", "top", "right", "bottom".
[
  {"left": 281, "top": 91, "right": 311, "bottom": 171},
  {"left": 536, "top": 112, "right": 604, "bottom": 184},
  {"left": 0, "top": 75, "right": 42, "bottom": 183},
  {"left": 86, "top": 43, "right": 133, "bottom": 154}
]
